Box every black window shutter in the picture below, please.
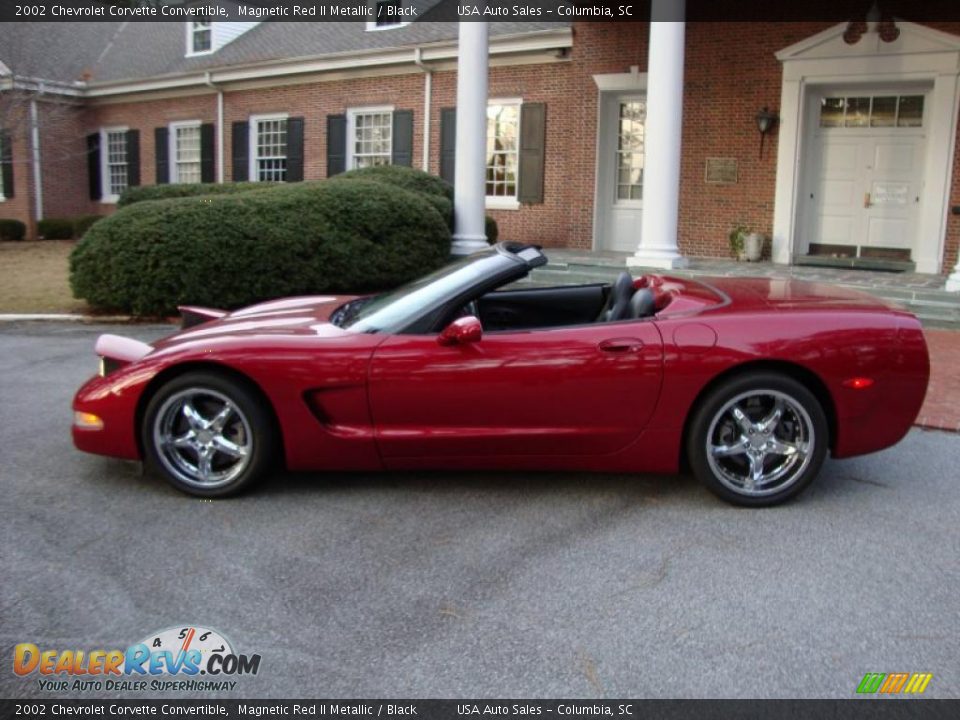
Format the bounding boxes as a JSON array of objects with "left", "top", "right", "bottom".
[
  {"left": 232, "top": 121, "right": 249, "bottom": 181},
  {"left": 518, "top": 103, "right": 546, "bottom": 204},
  {"left": 391, "top": 110, "right": 413, "bottom": 167},
  {"left": 87, "top": 133, "right": 101, "bottom": 201},
  {"left": 439, "top": 108, "right": 456, "bottom": 186},
  {"left": 286, "top": 117, "right": 304, "bottom": 182},
  {"left": 326, "top": 114, "right": 346, "bottom": 177},
  {"left": 0, "top": 130, "right": 13, "bottom": 199},
  {"left": 125, "top": 129, "right": 140, "bottom": 187},
  {"left": 154, "top": 127, "right": 169, "bottom": 184},
  {"left": 200, "top": 123, "right": 215, "bottom": 183}
]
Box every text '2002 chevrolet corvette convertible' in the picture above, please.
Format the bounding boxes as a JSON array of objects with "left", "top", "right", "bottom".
[{"left": 72, "top": 242, "right": 929, "bottom": 506}]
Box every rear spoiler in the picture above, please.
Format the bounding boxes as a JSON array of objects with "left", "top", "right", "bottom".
[{"left": 178, "top": 305, "right": 227, "bottom": 330}]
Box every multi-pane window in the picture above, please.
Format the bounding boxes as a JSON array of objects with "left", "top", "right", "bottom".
[
  {"left": 350, "top": 111, "right": 392, "bottom": 169},
  {"left": 174, "top": 124, "right": 201, "bottom": 184},
  {"left": 105, "top": 130, "right": 128, "bottom": 198},
  {"left": 191, "top": 21, "right": 212, "bottom": 53},
  {"left": 616, "top": 100, "right": 645, "bottom": 201},
  {"left": 254, "top": 118, "right": 287, "bottom": 182},
  {"left": 486, "top": 103, "right": 519, "bottom": 199},
  {"left": 819, "top": 95, "right": 925, "bottom": 128}
]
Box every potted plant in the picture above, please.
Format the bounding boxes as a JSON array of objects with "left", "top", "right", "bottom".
[
  {"left": 729, "top": 225, "right": 764, "bottom": 262},
  {"left": 728, "top": 224, "right": 748, "bottom": 261}
]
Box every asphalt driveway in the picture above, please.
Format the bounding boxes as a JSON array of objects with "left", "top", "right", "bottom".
[{"left": 1, "top": 322, "right": 957, "bottom": 699}]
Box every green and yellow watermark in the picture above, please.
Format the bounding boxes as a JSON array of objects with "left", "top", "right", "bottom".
[{"left": 857, "top": 673, "right": 933, "bottom": 695}]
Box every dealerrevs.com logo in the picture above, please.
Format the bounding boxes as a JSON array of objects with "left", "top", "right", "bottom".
[{"left": 13, "top": 625, "right": 261, "bottom": 693}]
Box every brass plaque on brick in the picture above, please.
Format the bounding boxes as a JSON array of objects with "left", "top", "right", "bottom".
[{"left": 705, "top": 157, "right": 738, "bottom": 184}]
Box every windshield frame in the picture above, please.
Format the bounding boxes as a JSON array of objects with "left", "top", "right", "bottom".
[{"left": 338, "top": 245, "right": 539, "bottom": 335}]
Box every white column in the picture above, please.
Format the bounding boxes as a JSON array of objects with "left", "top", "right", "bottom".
[
  {"left": 451, "top": 20, "right": 489, "bottom": 256},
  {"left": 627, "top": 3, "right": 688, "bottom": 270},
  {"left": 947, "top": 257, "right": 960, "bottom": 292}
]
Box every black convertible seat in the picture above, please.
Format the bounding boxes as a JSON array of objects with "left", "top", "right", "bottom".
[
  {"left": 629, "top": 288, "right": 656, "bottom": 319},
  {"left": 599, "top": 272, "right": 636, "bottom": 322}
]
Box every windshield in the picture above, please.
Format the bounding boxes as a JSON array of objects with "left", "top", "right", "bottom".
[{"left": 337, "top": 249, "right": 515, "bottom": 334}]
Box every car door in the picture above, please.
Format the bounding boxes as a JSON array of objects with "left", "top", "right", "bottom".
[{"left": 367, "top": 321, "right": 664, "bottom": 459}]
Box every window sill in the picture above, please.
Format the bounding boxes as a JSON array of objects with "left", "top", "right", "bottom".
[
  {"left": 485, "top": 198, "right": 520, "bottom": 211},
  {"left": 99, "top": 196, "right": 119, "bottom": 205}
]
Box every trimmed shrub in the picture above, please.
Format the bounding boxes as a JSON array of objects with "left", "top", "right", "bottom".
[
  {"left": 0, "top": 218, "right": 27, "bottom": 241},
  {"left": 38, "top": 218, "right": 75, "bottom": 240},
  {"left": 117, "top": 182, "right": 271, "bottom": 207},
  {"left": 332, "top": 165, "right": 454, "bottom": 227},
  {"left": 73, "top": 215, "right": 104, "bottom": 238},
  {"left": 71, "top": 180, "right": 451, "bottom": 316},
  {"left": 334, "top": 164, "right": 453, "bottom": 201}
]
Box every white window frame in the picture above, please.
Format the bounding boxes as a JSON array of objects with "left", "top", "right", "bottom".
[
  {"left": 365, "top": 0, "right": 411, "bottom": 31},
  {"left": 248, "top": 113, "right": 289, "bottom": 183},
  {"left": 346, "top": 106, "right": 394, "bottom": 170},
  {"left": 485, "top": 98, "right": 522, "bottom": 210},
  {"left": 100, "top": 126, "right": 129, "bottom": 204},
  {"left": 169, "top": 120, "right": 203, "bottom": 185},
  {"left": 186, "top": 21, "right": 213, "bottom": 57}
]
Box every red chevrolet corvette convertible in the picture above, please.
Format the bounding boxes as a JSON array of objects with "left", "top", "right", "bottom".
[{"left": 72, "top": 242, "right": 929, "bottom": 506}]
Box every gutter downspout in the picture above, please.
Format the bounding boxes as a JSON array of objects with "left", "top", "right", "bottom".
[
  {"left": 29, "top": 94, "right": 43, "bottom": 223},
  {"left": 413, "top": 48, "right": 432, "bottom": 173},
  {"left": 204, "top": 72, "right": 224, "bottom": 183}
]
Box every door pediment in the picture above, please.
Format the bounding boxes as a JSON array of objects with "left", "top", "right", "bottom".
[{"left": 776, "top": 21, "right": 960, "bottom": 63}]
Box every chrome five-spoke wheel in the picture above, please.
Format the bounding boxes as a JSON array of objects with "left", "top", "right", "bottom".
[
  {"left": 143, "top": 372, "right": 276, "bottom": 497},
  {"left": 688, "top": 373, "right": 828, "bottom": 507},
  {"left": 153, "top": 388, "right": 253, "bottom": 489}
]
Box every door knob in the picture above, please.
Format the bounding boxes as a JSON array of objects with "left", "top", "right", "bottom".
[{"left": 598, "top": 338, "right": 644, "bottom": 353}]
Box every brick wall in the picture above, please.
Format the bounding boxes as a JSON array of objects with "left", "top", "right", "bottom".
[
  {"left": 86, "top": 93, "right": 219, "bottom": 216},
  {"left": 0, "top": 100, "right": 36, "bottom": 238}
]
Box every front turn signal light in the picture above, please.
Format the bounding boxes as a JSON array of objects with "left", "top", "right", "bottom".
[
  {"left": 74, "top": 411, "right": 104, "bottom": 430},
  {"left": 842, "top": 377, "right": 875, "bottom": 390}
]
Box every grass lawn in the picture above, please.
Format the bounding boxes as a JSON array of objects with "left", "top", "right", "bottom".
[{"left": 0, "top": 240, "right": 88, "bottom": 313}]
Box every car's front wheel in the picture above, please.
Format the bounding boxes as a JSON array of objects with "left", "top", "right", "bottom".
[
  {"left": 687, "top": 372, "right": 828, "bottom": 507},
  {"left": 142, "top": 372, "right": 277, "bottom": 497}
]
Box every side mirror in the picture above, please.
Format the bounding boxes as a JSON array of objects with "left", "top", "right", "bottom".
[{"left": 438, "top": 316, "right": 483, "bottom": 346}]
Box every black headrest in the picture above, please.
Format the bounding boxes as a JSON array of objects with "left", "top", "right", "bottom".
[
  {"left": 605, "top": 272, "right": 636, "bottom": 322},
  {"left": 629, "top": 288, "right": 656, "bottom": 319}
]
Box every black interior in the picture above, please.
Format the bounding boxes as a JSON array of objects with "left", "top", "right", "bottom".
[
  {"left": 478, "top": 284, "right": 608, "bottom": 331},
  {"left": 475, "top": 278, "right": 658, "bottom": 332}
]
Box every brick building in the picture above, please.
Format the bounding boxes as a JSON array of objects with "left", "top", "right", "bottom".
[{"left": 1, "top": 14, "right": 959, "bottom": 283}]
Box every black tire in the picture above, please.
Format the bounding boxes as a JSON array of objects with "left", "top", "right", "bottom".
[
  {"left": 687, "top": 372, "right": 828, "bottom": 507},
  {"left": 141, "top": 371, "right": 277, "bottom": 497}
]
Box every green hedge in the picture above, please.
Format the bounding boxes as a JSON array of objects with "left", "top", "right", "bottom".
[
  {"left": 332, "top": 166, "right": 501, "bottom": 243},
  {"left": 70, "top": 180, "right": 451, "bottom": 316},
  {"left": 73, "top": 215, "right": 104, "bottom": 238},
  {"left": 38, "top": 218, "right": 75, "bottom": 240},
  {"left": 117, "top": 182, "right": 271, "bottom": 207},
  {"left": 0, "top": 219, "right": 27, "bottom": 241}
]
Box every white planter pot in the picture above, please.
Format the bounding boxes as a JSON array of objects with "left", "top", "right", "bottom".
[{"left": 743, "top": 233, "right": 764, "bottom": 262}]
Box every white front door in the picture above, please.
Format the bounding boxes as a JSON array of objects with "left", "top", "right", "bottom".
[
  {"left": 804, "top": 92, "right": 926, "bottom": 260},
  {"left": 596, "top": 94, "right": 646, "bottom": 252}
]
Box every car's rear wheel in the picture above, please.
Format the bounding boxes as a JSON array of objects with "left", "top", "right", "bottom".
[
  {"left": 687, "top": 372, "right": 828, "bottom": 507},
  {"left": 142, "top": 372, "right": 276, "bottom": 497}
]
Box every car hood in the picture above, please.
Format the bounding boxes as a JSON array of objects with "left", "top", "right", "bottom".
[{"left": 154, "top": 295, "right": 358, "bottom": 349}]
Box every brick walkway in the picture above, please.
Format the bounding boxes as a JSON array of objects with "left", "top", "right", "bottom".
[{"left": 917, "top": 329, "right": 960, "bottom": 432}]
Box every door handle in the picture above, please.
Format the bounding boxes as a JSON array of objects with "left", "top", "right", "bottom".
[
  {"left": 864, "top": 192, "right": 872, "bottom": 208},
  {"left": 598, "top": 338, "right": 644, "bottom": 353}
]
